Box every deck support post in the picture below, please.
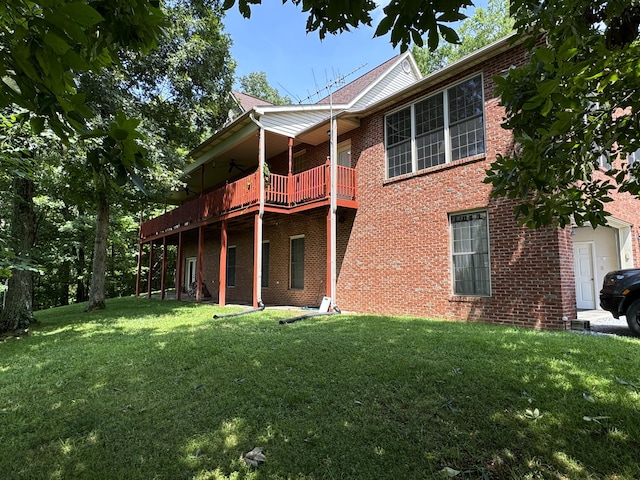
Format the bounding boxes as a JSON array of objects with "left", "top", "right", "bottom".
[
  {"left": 253, "top": 126, "right": 266, "bottom": 308},
  {"left": 161, "top": 237, "right": 167, "bottom": 300},
  {"left": 147, "top": 241, "right": 154, "bottom": 298},
  {"left": 197, "top": 225, "right": 204, "bottom": 303},
  {"left": 136, "top": 242, "right": 143, "bottom": 297},
  {"left": 176, "top": 231, "right": 184, "bottom": 301},
  {"left": 219, "top": 219, "right": 227, "bottom": 306},
  {"left": 328, "top": 116, "right": 338, "bottom": 305}
]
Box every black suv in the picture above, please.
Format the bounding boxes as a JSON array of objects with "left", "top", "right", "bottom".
[{"left": 600, "top": 268, "right": 640, "bottom": 336}]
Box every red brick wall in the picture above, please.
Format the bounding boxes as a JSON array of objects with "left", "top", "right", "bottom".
[
  {"left": 332, "top": 44, "right": 579, "bottom": 329},
  {"left": 167, "top": 42, "right": 640, "bottom": 330},
  {"left": 186, "top": 212, "right": 329, "bottom": 307}
]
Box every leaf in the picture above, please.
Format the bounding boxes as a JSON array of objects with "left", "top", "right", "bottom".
[
  {"left": 525, "top": 408, "right": 541, "bottom": 419},
  {"left": 58, "top": 3, "right": 104, "bottom": 27},
  {"left": 2, "top": 76, "right": 22, "bottom": 95},
  {"left": 441, "top": 466, "right": 461, "bottom": 477},
  {"left": 242, "top": 446, "right": 266, "bottom": 468},
  {"left": 534, "top": 47, "right": 555, "bottom": 64},
  {"left": 582, "top": 392, "right": 594, "bottom": 402},
  {"left": 43, "top": 32, "right": 71, "bottom": 55},
  {"left": 583, "top": 415, "right": 610, "bottom": 424},
  {"left": 438, "top": 24, "right": 460, "bottom": 44},
  {"left": 29, "top": 116, "right": 45, "bottom": 135},
  {"left": 427, "top": 28, "right": 440, "bottom": 51}
]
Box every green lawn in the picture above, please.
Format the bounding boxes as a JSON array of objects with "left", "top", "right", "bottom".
[{"left": 1, "top": 297, "right": 639, "bottom": 479}]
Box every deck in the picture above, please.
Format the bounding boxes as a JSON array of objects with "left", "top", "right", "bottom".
[{"left": 140, "top": 164, "right": 357, "bottom": 241}]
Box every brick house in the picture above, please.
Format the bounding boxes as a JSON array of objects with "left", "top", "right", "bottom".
[{"left": 137, "top": 35, "right": 640, "bottom": 329}]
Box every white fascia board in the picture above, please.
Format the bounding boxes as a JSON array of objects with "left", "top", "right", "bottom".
[
  {"left": 347, "top": 32, "right": 520, "bottom": 115},
  {"left": 254, "top": 103, "right": 349, "bottom": 116}
]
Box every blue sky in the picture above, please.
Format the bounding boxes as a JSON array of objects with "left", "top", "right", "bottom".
[
  {"left": 223, "top": 2, "right": 486, "bottom": 103},
  {"left": 223, "top": 3, "right": 402, "bottom": 103}
]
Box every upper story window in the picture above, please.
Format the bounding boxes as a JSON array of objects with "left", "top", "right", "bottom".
[
  {"left": 385, "top": 74, "right": 485, "bottom": 179},
  {"left": 293, "top": 150, "right": 307, "bottom": 173}
]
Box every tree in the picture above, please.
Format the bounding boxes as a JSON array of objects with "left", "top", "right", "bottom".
[
  {"left": 238, "top": 72, "right": 292, "bottom": 105},
  {"left": 80, "top": 0, "right": 235, "bottom": 311},
  {"left": 0, "top": 1, "right": 165, "bottom": 333},
  {"left": 486, "top": 1, "right": 640, "bottom": 228},
  {"left": 0, "top": 113, "right": 44, "bottom": 334},
  {"left": 0, "top": 0, "right": 165, "bottom": 138},
  {"left": 412, "top": 0, "right": 513, "bottom": 75}
]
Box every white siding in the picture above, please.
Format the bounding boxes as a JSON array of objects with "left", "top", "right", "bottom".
[
  {"left": 259, "top": 109, "right": 331, "bottom": 138},
  {"left": 351, "top": 62, "right": 420, "bottom": 111}
]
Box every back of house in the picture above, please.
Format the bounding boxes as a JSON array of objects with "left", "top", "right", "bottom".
[{"left": 138, "top": 35, "right": 640, "bottom": 330}]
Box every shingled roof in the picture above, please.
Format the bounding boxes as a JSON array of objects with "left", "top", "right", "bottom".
[
  {"left": 315, "top": 54, "right": 403, "bottom": 105},
  {"left": 232, "top": 90, "right": 274, "bottom": 112}
]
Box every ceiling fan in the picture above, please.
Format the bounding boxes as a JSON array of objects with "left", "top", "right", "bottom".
[{"left": 212, "top": 159, "right": 246, "bottom": 174}]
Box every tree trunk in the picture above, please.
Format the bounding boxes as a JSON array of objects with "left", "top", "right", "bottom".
[
  {"left": 85, "top": 192, "right": 109, "bottom": 311},
  {"left": 0, "top": 176, "right": 35, "bottom": 335}
]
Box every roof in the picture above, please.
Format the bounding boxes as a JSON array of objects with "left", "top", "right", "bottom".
[
  {"left": 232, "top": 90, "right": 273, "bottom": 112},
  {"left": 316, "top": 55, "right": 404, "bottom": 105}
]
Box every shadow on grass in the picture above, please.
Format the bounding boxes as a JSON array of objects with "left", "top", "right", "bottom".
[{"left": 1, "top": 299, "right": 639, "bottom": 479}]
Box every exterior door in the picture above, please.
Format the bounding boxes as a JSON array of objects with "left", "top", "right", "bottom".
[
  {"left": 185, "top": 257, "right": 197, "bottom": 290},
  {"left": 574, "top": 242, "right": 596, "bottom": 309}
]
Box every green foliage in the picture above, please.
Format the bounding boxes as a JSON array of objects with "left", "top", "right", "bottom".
[
  {"left": 486, "top": 1, "right": 640, "bottom": 228},
  {"left": 0, "top": 0, "right": 166, "bottom": 139},
  {"left": 412, "top": 0, "right": 513, "bottom": 75},
  {"left": 1, "top": 298, "right": 639, "bottom": 478},
  {"left": 224, "top": 0, "right": 473, "bottom": 51},
  {"left": 239, "top": 72, "right": 292, "bottom": 105}
]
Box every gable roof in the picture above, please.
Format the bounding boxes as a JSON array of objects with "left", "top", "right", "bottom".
[
  {"left": 232, "top": 90, "right": 274, "bottom": 112},
  {"left": 316, "top": 55, "right": 405, "bottom": 105},
  {"left": 189, "top": 51, "right": 422, "bottom": 163}
]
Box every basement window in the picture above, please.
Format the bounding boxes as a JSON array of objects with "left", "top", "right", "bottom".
[{"left": 450, "top": 211, "right": 490, "bottom": 296}]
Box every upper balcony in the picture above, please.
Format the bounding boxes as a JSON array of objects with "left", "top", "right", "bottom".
[{"left": 140, "top": 164, "right": 357, "bottom": 241}]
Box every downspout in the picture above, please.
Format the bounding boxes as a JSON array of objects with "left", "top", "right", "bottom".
[{"left": 250, "top": 112, "right": 265, "bottom": 306}]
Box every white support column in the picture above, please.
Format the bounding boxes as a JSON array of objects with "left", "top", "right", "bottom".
[
  {"left": 254, "top": 125, "right": 265, "bottom": 306},
  {"left": 329, "top": 116, "right": 338, "bottom": 305}
]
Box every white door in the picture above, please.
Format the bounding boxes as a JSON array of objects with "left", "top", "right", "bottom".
[
  {"left": 185, "top": 257, "right": 197, "bottom": 289},
  {"left": 573, "top": 242, "right": 596, "bottom": 309}
]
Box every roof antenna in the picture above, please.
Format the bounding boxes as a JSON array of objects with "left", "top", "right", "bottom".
[{"left": 297, "top": 62, "right": 368, "bottom": 104}]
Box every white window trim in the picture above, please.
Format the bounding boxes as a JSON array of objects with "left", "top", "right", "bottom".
[
  {"left": 185, "top": 257, "right": 197, "bottom": 287},
  {"left": 449, "top": 209, "right": 492, "bottom": 297},
  {"left": 384, "top": 73, "right": 485, "bottom": 180}
]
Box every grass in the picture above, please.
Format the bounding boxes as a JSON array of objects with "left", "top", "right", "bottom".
[{"left": 1, "top": 298, "right": 640, "bottom": 479}]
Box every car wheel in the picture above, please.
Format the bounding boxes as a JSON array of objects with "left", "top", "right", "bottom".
[{"left": 625, "top": 299, "right": 640, "bottom": 337}]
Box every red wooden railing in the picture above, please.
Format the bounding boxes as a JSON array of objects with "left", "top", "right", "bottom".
[{"left": 140, "top": 166, "right": 356, "bottom": 239}]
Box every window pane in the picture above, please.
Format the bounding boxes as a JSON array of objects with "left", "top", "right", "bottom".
[
  {"left": 262, "top": 242, "right": 269, "bottom": 288},
  {"left": 450, "top": 116, "right": 485, "bottom": 160},
  {"left": 416, "top": 94, "right": 445, "bottom": 169},
  {"left": 451, "top": 212, "right": 490, "bottom": 295},
  {"left": 415, "top": 94, "right": 444, "bottom": 135},
  {"left": 417, "top": 129, "right": 445, "bottom": 169},
  {"left": 448, "top": 76, "right": 484, "bottom": 161},
  {"left": 290, "top": 237, "right": 304, "bottom": 289},
  {"left": 226, "top": 246, "right": 236, "bottom": 287},
  {"left": 386, "top": 107, "right": 411, "bottom": 146},
  {"left": 387, "top": 141, "right": 412, "bottom": 178},
  {"left": 448, "top": 76, "right": 483, "bottom": 124}
]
